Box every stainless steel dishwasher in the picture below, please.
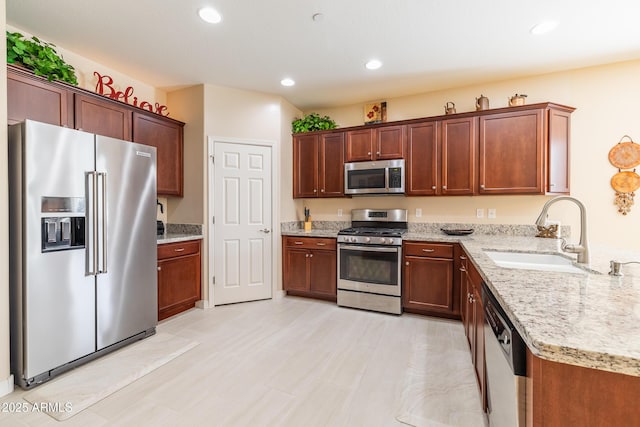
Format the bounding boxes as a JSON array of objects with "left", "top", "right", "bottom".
[{"left": 482, "top": 282, "right": 526, "bottom": 427}]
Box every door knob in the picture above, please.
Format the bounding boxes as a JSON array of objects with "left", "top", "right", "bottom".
[{"left": 260, "top": 228, "right": 271, "bottom": 233}]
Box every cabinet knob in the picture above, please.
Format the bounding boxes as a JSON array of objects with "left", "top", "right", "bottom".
[
  {"left": 309, "top": 254, "right": 313, "bottom": 258},
  {"left": 460, "top": 256, "right": 467, "bottom": 260},
  {"left": 431, "top": 186, "right": 436, "bottom": 190},
  {"left": 480, "top": 184, "right": 485, "bottom": 189},
  {"left": 305, "top": 254, "right": 309, "bottom": 257},
  {"left": 459, "top": 267, "right": 467, "bottom": 272},
  {"left": 174, "top": 248, "right": 185, "bottom": 252},
  {"left": 442, "top": 185, "right": 447, "bottom": 190},
  {"left": 321, "top": 189, "right": 325, "bottom": 192},
  {"left": 157, "top": 266, "right": 161, "bottom": 271},
  {"left": 294, "top": 241, "right": 304, "bottom": 245},
  {"left": 313, "top": 189, "right": 317, "bottom": 193},
  {"left": 376, "top": 151, "right": 380, "bottom": 155},
  {"left": 405, "top": 261, "right": 410, "bottom": 266},
  {"left": 422, "top": 248, "right": 435, "bottom": 253}
]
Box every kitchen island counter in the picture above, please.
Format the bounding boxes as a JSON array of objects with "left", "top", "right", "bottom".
[{"left": 283, "top": 223, "right": 640, "bottom": 376}]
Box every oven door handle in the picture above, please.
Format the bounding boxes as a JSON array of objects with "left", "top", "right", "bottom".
[{"left": 338, "top": 245, "right": 399, "bottom": 253}]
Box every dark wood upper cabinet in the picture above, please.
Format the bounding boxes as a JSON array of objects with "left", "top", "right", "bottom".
[
  {"left": 7, "top": 65, "right": 186, "bottom": 197},
  {"left": 441, "top": 117, "right": 477, "bottom": 195},
  {"left": 318, "top": 132, "right": 345, "bottom": 197},
  {"left": 133, "top": 112, "right": 184, "bottom": 197},
  {"left": 293, "top": 134, "right": 320, "bottom": 198},
  {"left": 345, "top": 126, "right": 405, "bottom": 162},
  {"left": 406, "top": 121, "right": 438, "bottom": 196},
  {"left": 74, "top": 93, "right": 133, "bottom": 141},
  {"left": 7, "top": 65, "right": 74, "bottom": 127},
  {"left": 293, "top": 132, "right": 344, "bottom": 198}
]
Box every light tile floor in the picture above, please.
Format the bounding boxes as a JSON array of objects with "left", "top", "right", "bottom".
[{"left": 0, "top": 297, "right": 487, "bottom": 426}]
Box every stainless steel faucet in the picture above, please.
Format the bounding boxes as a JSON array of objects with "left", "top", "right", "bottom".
[
  {"left": 535, "top": 196, "right": 590, "bottom": 264},
  {"left": 609, "top": 261, "right": 640, "bottom": 276}
]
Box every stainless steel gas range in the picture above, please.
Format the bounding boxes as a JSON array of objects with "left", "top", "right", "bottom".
[{"left": 337, "top": 209, "right": 407, "bottom": 315}]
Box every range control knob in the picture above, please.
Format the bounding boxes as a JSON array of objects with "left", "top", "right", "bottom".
[
  {"left": 365, "top": 237, "right": 371, "bottom": 243},
  {"left": 380, "top": 238, "right": 387, "bottom": 244}
]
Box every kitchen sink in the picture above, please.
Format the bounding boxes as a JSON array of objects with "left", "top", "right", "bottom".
[{"left": 483, "top": 250, "right": 590, "bottom": 274}]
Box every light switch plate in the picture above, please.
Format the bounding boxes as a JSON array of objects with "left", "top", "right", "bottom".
[
  {"left": 337, "top": 209, "right": 343, "bottom": 217},
  {"left": 488, "top": 208, "right": 496, "bottom": 219},
  {"left": 416, "top": 208, "right": 422, "bottom": 217},
  {"left": 476, "top": 208, "right": 484, "bottom": 218}
]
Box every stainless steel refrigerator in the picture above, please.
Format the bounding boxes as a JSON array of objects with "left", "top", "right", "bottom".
[{"left": 9, "top": 120, "right": 158, "bottom": 389}]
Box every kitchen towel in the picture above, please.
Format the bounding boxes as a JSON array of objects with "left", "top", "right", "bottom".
[{"left": 22, "top": 332, "right": 198, "bottom": 421}]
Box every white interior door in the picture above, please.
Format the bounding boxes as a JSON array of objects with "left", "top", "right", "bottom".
[{"left": 212, "top": 141, "right": 273, "bottom": 305}]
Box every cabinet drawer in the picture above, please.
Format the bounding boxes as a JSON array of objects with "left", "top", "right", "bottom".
[
  {"left": 284, "top": 237, "right": 336, "bottom": 250},
  {"left": 404, "top": 242, "right": 453, "bottom": 258},
  {"left": 158, "top": 240, "right": 201, "bottom": 260}
]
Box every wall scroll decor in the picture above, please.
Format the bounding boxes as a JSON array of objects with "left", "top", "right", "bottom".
[{"left": 608, "top": 135, "right": 640, "bottom": 215}]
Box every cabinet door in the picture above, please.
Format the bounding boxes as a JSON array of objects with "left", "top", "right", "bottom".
[
  {"left": 473, "top": 284, "right": 486, "bottom": 409},
  {"left": 293, "top": 134, "right": 319, "bottom": 198},
  {"left": 403, "top": 256, "right": 454, "bottom": 312},
  {"left": 318, "top": 132, "right": 345, "bottom": 197},
  {"left": 158, "top": 253, "right": 201, "bottom": 320},
  {"left": 7, "top": 67, "right": 74, "bottom": 127},
  {"left": 548, "top": 109, "right": 571, "bottom": 194},
  {"left": 309, "top": 249, "right": 337, "bottom": 296},
  {"left": 345, "top": 129, "right": 374, "bottom": 162},
  {"left": 376, "top": 125, "right": 405, "bottom": 159},
  {"left": 75, "top": 93, "right": 132, "bottom": 141},
  {"left": 406, "top": 121, "right": 438, "bottom": 195},
  {"left": 283, "top": 248, "right": 310, "bottom": 291},
  {"left": 133, "top": 112, "right": 184, "bottom": 196},
  {"left": 479, "top": 110, "right": 544, "bottom": 194},
  {"left": 442, "top": 117, "right": 477, "bottom": 195}
]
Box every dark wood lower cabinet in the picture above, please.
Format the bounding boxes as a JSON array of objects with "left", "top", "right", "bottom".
[
  {"left": 282, "top": 236, "right": 337, "bottom": 301},
  {"left": 527, "top": 348, "right": 640, "bottom": 426},
  {"left": 402, "top": 241, "right": 460, "bottom": 319},
  {"left": 460, "top": 249, "right": 487, "bottom": 411},
  {"left": 157, "top": 240, "right": 201, "bottom": 320}
]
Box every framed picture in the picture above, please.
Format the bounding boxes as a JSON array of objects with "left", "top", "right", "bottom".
[{"left": 364, "top": 101, "right": 387, "bottom": 124}]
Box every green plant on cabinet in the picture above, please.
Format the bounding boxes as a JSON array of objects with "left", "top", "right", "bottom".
[
  {"left": 292, "top": 113, "right": 337, "bottom": 133},
  {"left": 6, "top": 31, "right": 78, "bottom": 85}
]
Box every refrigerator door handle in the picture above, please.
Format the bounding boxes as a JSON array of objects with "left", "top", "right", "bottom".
[
  {"left": 85, "top": 171, "right": 99, "bottom": 276},
  {"left": 99, "top": 172, "right": 108, "bottom": 274}
]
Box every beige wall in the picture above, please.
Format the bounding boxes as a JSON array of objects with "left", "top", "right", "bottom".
[
  {"left": 7, "top": 24, "right": 166, "bottom": 106},
  {"left": 305, "top": 60, "right": 640, "bottom": 251},
  {"left": 1, "top": 0, "right": 12, "bottom": 396},
  {"left": 165, "top": 84, "right": 299, "bottom": 302}
]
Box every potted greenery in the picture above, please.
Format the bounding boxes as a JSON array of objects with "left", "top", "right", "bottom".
[
  {"left": 6, "top": 31, "right": 78, "bottom": 85},
  {"left": 292, "top": 113, "right": 337, "bottom": 133}
]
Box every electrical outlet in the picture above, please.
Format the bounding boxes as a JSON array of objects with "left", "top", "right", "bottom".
[
  {"left": 337, "top": 209, "right": 343, "bottom": 217},
  {"left": 476, "top": 208, "right": 484, "bottom": 219},
  {"left": 416, "top": 208, "right": 422, "bottom": 218},
  {"left": 488, "top": 208, "right": 496, "bottom": 219}
]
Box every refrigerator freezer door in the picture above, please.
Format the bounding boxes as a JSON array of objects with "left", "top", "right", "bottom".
[
  {"left": 95, "top": 136, "right": 157, "bottom": 349},
  {"left": 14, "top": 121, "right": 96, "bottom": 380}
]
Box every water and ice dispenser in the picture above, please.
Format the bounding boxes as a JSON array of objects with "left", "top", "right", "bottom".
[{"left": 40, "top": 196, "right": 85, "bottom": 252}]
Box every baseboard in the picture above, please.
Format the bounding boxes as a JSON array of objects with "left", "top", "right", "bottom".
[
  {"left": 274, "top": 290, "right": 286, "bottom": 299},
  {"left": 195, "top": 299, "right": 210, "bottom": 309},
  {"left": 0, "top": 374, "right": 14, "bottom": 397}
]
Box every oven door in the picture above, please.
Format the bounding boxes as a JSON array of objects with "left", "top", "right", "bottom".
[{"left": 337, "top": 244, "right": 401, "bottom": 296}]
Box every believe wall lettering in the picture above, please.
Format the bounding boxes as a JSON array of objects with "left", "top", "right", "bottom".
[{"left": 93, "top": 71, "right": 169, "bottom": 116}]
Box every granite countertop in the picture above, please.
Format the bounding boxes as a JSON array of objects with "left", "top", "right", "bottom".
[
  {"left": 157, "top": 233, "right": 204, "bottom": 244},
  {"left": 282, "top": 224, "right": 640, "bottom": 376}
]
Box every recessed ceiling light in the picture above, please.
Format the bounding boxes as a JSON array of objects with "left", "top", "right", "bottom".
[
  {"left": 281, "top": 78, "right": 295, "bottom": 87},
  {"left": 530, "top": 20, "right": 558, "bottom": 35},
  {"left": 365, "top": 59, "right": 382, "bottom": 70},
  {"left": 198, "top": 7, "right": 222, "bottom": 24}
]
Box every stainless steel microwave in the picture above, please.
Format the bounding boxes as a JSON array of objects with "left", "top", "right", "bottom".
[{"left": 344, "top": 159, "right": 405, "bottom": 195}]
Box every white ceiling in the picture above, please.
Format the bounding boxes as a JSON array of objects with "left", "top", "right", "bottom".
[{"left": 6, "top": 0, "right": 640, "bottom": 110}]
